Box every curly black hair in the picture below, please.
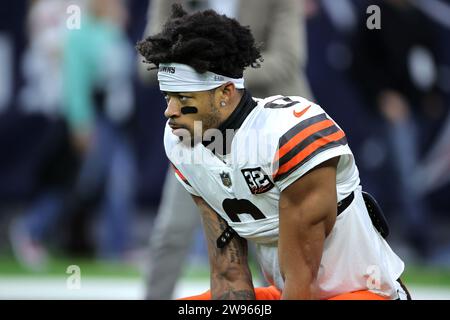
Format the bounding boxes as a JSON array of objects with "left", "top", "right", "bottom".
[{"left": 136, "top": 4, "right": 262, "bottom": 78}]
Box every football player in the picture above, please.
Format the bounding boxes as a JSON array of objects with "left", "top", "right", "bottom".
[{"left": 136, "top": 4, "right": 410, "bottom": 300}]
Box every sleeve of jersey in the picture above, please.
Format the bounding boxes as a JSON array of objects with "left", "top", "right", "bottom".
[
  {"left": 171, "top": 163, "right": 200, "bottom": 197},
  {"left": 272, "top": 113, "right": 352, "bottom": 192}
]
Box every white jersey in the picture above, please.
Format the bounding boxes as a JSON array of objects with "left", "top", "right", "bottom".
[{"left": 164, "top": 94, "right": 405, "bottom": 299}]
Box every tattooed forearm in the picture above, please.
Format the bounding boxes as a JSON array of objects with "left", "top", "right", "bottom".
[
  {"left": 212, "top": 273, "right": 255, "bottom": 300},
  {"left": 197, "top": 198, "right": 248, "bottom": 264},
  {"left": 225, "top": 229, "right": 247, "bottom": 264},
  {"left": 192, "top": 196, "right": 255, "bottom": 300}
]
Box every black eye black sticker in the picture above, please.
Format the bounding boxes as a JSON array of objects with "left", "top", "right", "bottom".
[{"left": 181, "top": 106, "right": 198, "bottom": 114}]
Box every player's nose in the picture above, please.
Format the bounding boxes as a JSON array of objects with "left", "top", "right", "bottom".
[{"left": 164, "top": 98, "right": 181, "bottom": 118}]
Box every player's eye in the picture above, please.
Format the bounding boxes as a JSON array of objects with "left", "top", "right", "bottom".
[{"left": 163, "top": 94, "right": 190, "bottom": 103}]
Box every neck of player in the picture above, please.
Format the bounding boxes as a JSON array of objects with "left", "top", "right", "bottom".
[{"left": 203, "top": 89, "right": 257, "bottom": 155}]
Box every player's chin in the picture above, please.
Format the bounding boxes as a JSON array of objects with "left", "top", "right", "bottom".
[{"left": 171, "top": 127, "right": 190, "bottom": 137}]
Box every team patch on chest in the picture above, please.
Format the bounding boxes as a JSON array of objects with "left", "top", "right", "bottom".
[{"left": 241, "top": 167, "right": 274, "bottom": 194}]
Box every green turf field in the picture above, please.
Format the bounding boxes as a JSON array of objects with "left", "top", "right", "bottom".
[
  {"left": 1, "top": 254, "right": 450, "bottom": 287},
  {"left": 1, "top": 254, "right": 450, "bottom": 299}
]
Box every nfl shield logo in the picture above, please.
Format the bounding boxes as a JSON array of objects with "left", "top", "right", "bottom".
[{"left": 220, "top": 172, "right": 232, "bottom": 187}]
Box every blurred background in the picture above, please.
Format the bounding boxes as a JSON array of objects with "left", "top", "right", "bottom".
[{"left": 0, "top": 0, "right": 449, "bottom": 299}]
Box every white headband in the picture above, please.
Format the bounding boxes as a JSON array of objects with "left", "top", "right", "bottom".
[{"left": 157, "top": 63, "right": 245, "bottom": 92}]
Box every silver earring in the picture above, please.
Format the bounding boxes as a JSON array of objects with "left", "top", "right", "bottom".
[{"left": 220, "top": 101, "right": 226, "bottom": 107}]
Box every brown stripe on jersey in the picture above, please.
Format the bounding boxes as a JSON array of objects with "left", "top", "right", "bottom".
[
  {"left": 277, "top": 124, "right": 342, "bottom": 169},
  {"left": 273, "top": 134, "right": 347, "bottom": 182}
]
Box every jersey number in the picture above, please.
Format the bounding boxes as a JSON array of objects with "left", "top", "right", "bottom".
[{"left": 222, "top": 198, "right": 267, "bottom": 222}]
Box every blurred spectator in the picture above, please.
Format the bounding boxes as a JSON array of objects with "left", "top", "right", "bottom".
[
  {"left": 19, "top": 0, "right": 67, "bottom": 117},
  {"left": 62, "top": 0, "right": 136, "bottom": 261},
  {"left": 8, "top": 0, "right": 78, "bottom": 269},
  {"left": 9, "top": 0, "right": 137, "bottom": 268},
  {"left": 350, "top": 0, "right": 447, "bottom": 260},
  {"left": 138, "top": 0, "right": 312, "bottom": 299},
  {"left": 408, "top": 0, "right": 450, "bottom": 200}
]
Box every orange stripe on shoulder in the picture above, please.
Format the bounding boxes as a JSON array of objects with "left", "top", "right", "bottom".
[
  {"left": 274, "top": 130, "right": 346, "bottom": 178},
  {"left": 275, "top": 119, "right": 335, "bottom": 161}
]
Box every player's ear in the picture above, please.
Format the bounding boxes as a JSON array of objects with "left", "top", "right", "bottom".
[
  {"left": 222, "top": 82, "right": 236, "bottom": 95},
  {"left": 219, "top": 82, "right": 235, "bottom": 103}
]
